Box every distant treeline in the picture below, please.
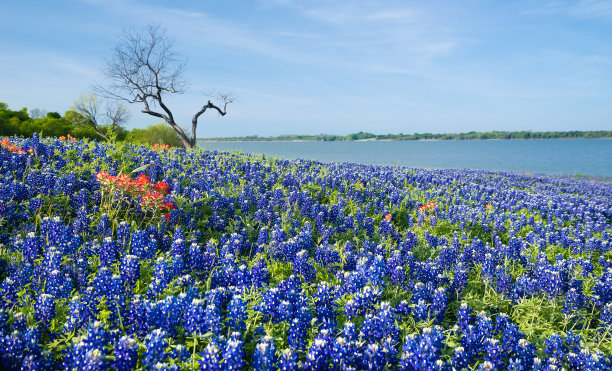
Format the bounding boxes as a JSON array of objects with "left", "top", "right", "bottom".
[
  {"left": 0, "top": 102, "right": 183, "bottom": 147},
  {"left": 200, "top": 130, "right": 612, "bottom": 142},
  {"left": 0, "top": 102, "right": 128, "bottom": 140}
]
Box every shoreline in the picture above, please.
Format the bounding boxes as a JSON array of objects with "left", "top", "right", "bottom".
[{"left": 198, "top": 137, "right": 611, "bottom": 143}]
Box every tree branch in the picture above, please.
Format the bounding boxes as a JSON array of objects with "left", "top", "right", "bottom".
[{"left": 98, "top": 23, "right": 231, "bottom": 149}]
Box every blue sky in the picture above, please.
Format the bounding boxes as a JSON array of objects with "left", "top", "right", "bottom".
[{"left": 1, "top": 0, "right": 611, "bottom": 137}]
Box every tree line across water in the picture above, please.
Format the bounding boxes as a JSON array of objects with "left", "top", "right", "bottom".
[
  {"left": 4, "top": 100, "right": 610, "bottom": 147},
  {"left": 202, "top": 130, "right": 612, "bottom": 142}
]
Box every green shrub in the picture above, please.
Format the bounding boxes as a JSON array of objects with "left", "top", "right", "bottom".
[{"left": 127, "top": 122, "right": 184, "bottom": 147}]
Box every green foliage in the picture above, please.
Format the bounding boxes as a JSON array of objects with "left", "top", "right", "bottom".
[
  {"left": 0, "top": 102, "right": 102, "bottom": 140},
  {"left": 127, "top": 122, "right": 184, "bottom": 147},
  {"left": 201, "top": 130, "right": 612, "bottom": 142}
]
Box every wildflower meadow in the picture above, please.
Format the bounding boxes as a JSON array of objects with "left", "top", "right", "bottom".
[{"left": 1, "top": 134, "right": 611, "bottom": 370}]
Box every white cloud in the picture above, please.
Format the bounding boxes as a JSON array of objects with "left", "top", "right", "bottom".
[
  {"left": 524, "top": 0, "right": 612, "bottom": 21},
  {"left": 571, "top": 0, "right": 612, "bottom": 20},
  {"left": 53, "top": 59, "right": 99, "bottom": 79}
]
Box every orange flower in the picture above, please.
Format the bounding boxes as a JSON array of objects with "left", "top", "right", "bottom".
[
  {"left": 385, "top": 213, "right": 392, "bottom": 222},
  {"left": 419, "top": 202, "right": 436, "bottom": 212},
  {"left": 97, "top": 170, "right": 173, "bottom": 219},
  {"left": 154, "top": 182, "right": 170, "bottom": 194},
  {"left": 153, "top": 143, "right": 171, "bottom": 151},
  {"left": 1, "top": 138, "right": 27, "bottom": 154},
  {"left": 136, "top": 174, "right": 150, "bottom": 185},
  {"left": 96, "top": 171, "right": 112, "bottom": 182}
]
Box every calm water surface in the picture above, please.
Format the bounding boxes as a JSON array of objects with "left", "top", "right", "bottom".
[{"left": 199, "top": 139, "right": 612, "bottom": 177}]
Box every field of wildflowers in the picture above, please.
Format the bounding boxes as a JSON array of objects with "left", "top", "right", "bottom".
[{"left": 1, "top": 134, "right": 611, "bottom": 370}]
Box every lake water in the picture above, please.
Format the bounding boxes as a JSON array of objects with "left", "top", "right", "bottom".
[{"left": 199, "top": 139, "right": 612, "bottom": 177}]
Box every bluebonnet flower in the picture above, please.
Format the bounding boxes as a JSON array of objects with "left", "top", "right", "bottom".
[
  {"left": 293, "top": 249, "right": 316, "bottom": 282},
  {"left": 125, "top": 295, "right": 149, "bottom": 337},
  {"left": 315, "top": 243, "right": 341, "bottom": 271},
  {"left": 222, "top": 333, "right": 245, "bottom": 371},
  {"left": 399, "top": 326, "right": 445, "bottom": 370},
  {"left": 146, "top": 295, "right": 185, "bottom": 336},
  {"left": 387, "top": 250, "right": 406, "bottom": 286},
  {"left": 331, "top": 336, "right": 359, "bottom": 369},
  {"left": 64, "top": 321, "right": 110, "bottom": 371},
  {"left": 344, "top": 285, "right": 381, "bottom": 320},
  {"left": 233, "top": 264, "right": 251, "bottom": 289},
  {"left": 35, "top": 293, "right": 55, "bottom": 326},
  {"left": 0, "top": 276, "right": 21, "bottom": 309},
  {"left": 200, "top": 344, "right": 222, "bottom": 370},
  {"left": 378, "top": 217, "right": 395, "bottom": 236},
  {"left": 495, "top": 265, "right": 511, "bottom": 294},
  {"left": 278, "top": 348, "right": 298, "bottom": 371},
  {"left": 96, "top": 213, "right": 112, "bottom": 238},
  {"left": 185, "top": 242, "right": 203, "bottom": 272},
  {"left": 0, "top": 330, "right": 26, "bottom": 369},
  {"left": 22, "top": 232, "right": 42, "bottom": 262},
  {"left": 475, "top": 311, "right": 494, "bottom": 341},
  {"left": 252, "top": 335, "right": 277, "bottom": 371},
  {"left": 430, "top": 287, "right": 448, "bottom": 324},
  {"left": 130, "top": 230, "right": 157, "bottom": 260},
  {"left": 171, "top": 344, "right": 190, "bottom": 363},
  {"left": 510, "top": 338, "right": 536, "bottom": 369},
  {"left": 227, "top": 295, "right": 247, "bottom": 334},
  {"left": 512, "top": 275, "right": 538, "bottom": 300},
  {"left": 120, "top": 254, "right": 141, "bottom": 288},
  {"left": 44, "top": 268, "right": 72, "bottom": 299},
  {"left": 483, "top": 338, "right": 503, "bottom": 368},
  {"left": 363, "top": 217, "right": 375, "bottom": 236},
  {"left": 358, "top": 253, "right": 386, "bottom": 287},
  {"left": 143, "top": 329, "right": 168, "bottom": 367},
  {"left": 364, "top": 343, "right": 387, "bottom": 369},
  {"left": 256, "top": 226, "right": 269, "bottom": 247},
  {"left": 203, "top": 303, "right": 223, "bottom": 336},
  {"left": 287, "top": 303, "right": 311, "bottom": 351},
  {"left": 313, "top": 281, "right": 338, "bottom": 330},
  {"left": 100, "top": 237, "right": 119, "bottom": 267},
  {"left": 72, "top": 206, "right": 92, "bottom": 236},
  {"left": 183, "top": 298, "right": 206, "bottom": 335},
  {"left": 113, "top": 336, "right": 139, "bottom": 370},
  {"left": 171, "top": 228, "right": 186, "bottom": 256},
  {"left": 361, "top": 302, "right": 400, "bottom": 343},
  {"left": 563, "top": 287, "right": 585, "bottom": 315},
  {"left": 64, "top": 295, "right": 94, "bottom": 333},
  {"left": 452, "top": 346, "right": 470, "bottom": 369},
  {"left": 304, "top": 330, "right": 333, "bottom": 370},
  {"left": 116, "top": 220, "right": 131, "bottom": 250},
  {"left": 148, "top": 257, "right": 174, "bottom": 298},
  {"left": 451, "top": 263, "right": 469, "bottom": 296},
  {"left": 599, "top": 302, "right": 612, "bottom": 331},
  {"left": 481, "top": 253, "right": 496, "bottom": 283},
  {"left": 250, "top": 259, "right": 269, "bottom": 288}
]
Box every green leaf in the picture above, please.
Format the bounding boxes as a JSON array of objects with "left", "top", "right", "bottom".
[{"left": 131, "top": 163, "right": 153, "bottom": 173}]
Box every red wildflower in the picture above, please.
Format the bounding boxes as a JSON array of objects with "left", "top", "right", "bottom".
[
  {"left": 1, "top": 138, "right": 27, "bottom": 154},
  {"left": 154, "top": 182, "right": 170, "bottom": 194}
]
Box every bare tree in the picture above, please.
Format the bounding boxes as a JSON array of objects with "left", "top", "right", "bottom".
[
  {"left": 29, "top": 108, "right": 47, "bottom": 119},
  {"left": 72, "top": 93, "right": 129, "bottom": 141},
  {"left": 97, "top": 24, "right": 233, "bottom": 149}
]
